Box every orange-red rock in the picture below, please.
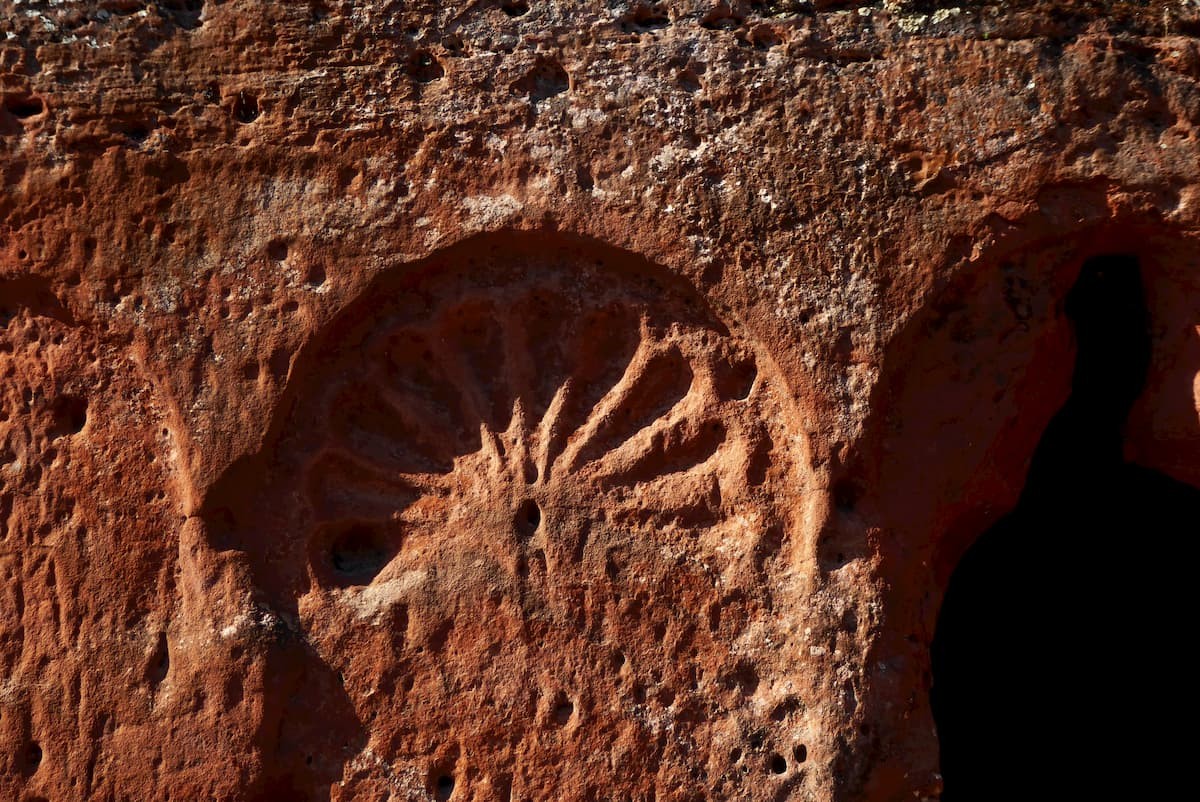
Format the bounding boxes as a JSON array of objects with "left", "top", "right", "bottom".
[{"left": 2, "top": 2, "right": 1198, "bottom": 800}]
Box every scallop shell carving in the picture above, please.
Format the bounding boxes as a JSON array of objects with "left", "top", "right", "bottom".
[{"left": 203, "top": 236, "right": 816, "bottom": 801}]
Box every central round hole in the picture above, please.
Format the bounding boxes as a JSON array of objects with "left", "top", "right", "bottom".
[
  {"left": 516, "top": 499, "right": 541, "bottom": 535},
  {"left": 553, "top": 698, "right": 573, "bottom": 725}
]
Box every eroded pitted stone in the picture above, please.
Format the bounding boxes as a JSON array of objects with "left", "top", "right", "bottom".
[
  {"left": 200, "top": 235, "right": 825, "bottom": 801},
  {"left": 4, "top": 2, "right": 1200, "bottom": 801}
]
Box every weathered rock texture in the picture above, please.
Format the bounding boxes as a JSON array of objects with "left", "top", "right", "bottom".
[{"left": 1, "top": 1, "right": 1198, "bottom": 800}]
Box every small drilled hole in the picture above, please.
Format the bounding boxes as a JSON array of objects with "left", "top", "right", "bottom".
[
  {"left": 267, "top": 239, "right": 288, "bottom": 261},
  {"left": 501, "top": 0, "right": 530, "bottom": 16},
  {"left": 434, "top": 774, "right": 455, "bottom": 800},
  {"left": 306, "top": 262, "right": 327, "bottom": 287},
  {"left": 793, "top": 744, "right": 807, "bottom": 763},
  {"left": 233, "top": 92, "right": 260, "bottom": 123},
  {"left": 769, "top": 753, "right": 787, "bottom": 774},
  {"left": 407, "top": 50, "right": 444, "bottom": 83},
  {"left": 50, "top": 395, "right": 88, "bottom": 438},
  {"left": 27, "top": 742, "right": 42, "bottom": 770}
]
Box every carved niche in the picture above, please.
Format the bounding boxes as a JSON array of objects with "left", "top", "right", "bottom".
[{"left": 201, "top": 234, "right": 823, "bottom": 801}]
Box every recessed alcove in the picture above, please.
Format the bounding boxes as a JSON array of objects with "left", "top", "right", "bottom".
[{"left": 930, "top": 253, "right": 1200, "bottom": 798}]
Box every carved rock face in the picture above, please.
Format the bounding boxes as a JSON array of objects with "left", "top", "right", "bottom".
[
  {"left": 204, "top": 238, "right": 823, "bottom": 800},
  {"left": 6, "top": 3, "right": 1200, "bottom": 801}
]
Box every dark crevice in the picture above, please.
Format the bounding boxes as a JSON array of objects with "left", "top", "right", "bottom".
[
  {"left": 4, "top": 95, "right": 44, "bottom": 119},
  {"left": 0, "top": 277, "right": 76, "bottom": 327},
  {"left": 233, "top": 91, "right": 260, "bottom": 124},
  {"left": 328, "top": 522, "right": 394, "bottom": 585},
  {"left": 930, "top": 254, "right": 1200, "bottom": 798},
  {"left": 499, "top": 0, "right": 530, "bottom": 16}
]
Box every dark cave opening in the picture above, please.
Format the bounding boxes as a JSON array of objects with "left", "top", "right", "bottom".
[{"left": 930, "top": 254, "right": 1200, "bottom": 798}]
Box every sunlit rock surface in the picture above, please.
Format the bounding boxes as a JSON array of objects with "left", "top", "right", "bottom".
[{"left": 2, "top": 2, "right": 1198, "bottom": 800}]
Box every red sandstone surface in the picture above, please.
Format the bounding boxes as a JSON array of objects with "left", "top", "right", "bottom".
[{"left": 2, "top": 2, "right": 1198, "bottom": 801}]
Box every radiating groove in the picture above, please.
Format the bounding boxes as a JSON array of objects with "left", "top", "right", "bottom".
[
  {"left": 331, "top": 387, "right": 439, "bottom": 475},
  {"left": 560, "top": 345, "right": 694, "bottom": 475},
  {"left": 505, "top": 398, "right": 539, "bottom": 485},
  {"left": 541, "top": 305, "right": 643, "bottom": 473},
  {"left": 512, "top": 288, "right": 574, "bottom": 426},
  {"left": 592, "top": 404, "right": 725, "bottom": 488},
  {"left": 478, "top": 424, "right": 509, "bottom": 474},
  {"left": 331, "top": 381, "right": 455, "bottom": 475},
  {"left": 533, "top": 383, "right": 572, "bottom": 483},
  {"left": 373, "top": 383, "right": 472, "bottom": 466},
  {"left": 314, "top": 447, "right": 450, "bottom": 497},
  {"left": 372, "top": 329, "right": 481, "bottom": 456},
  {"left": 435, "top": 300, "right": 513, "bottom": 435},
  {"left": 427, "top": 344, "right": 490, "bottom": 444},
  {"left": 306, "top": 449, "right": 428, "bottom": 520},
  {"left": 612, "top": 469, "right": 724, "bottom": 530},
  {"left": 499, "top": 304, "right": 540, "bottom": 435},
  {"left": 492, "top": 304, "right": 524, "bottom": 436}
]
